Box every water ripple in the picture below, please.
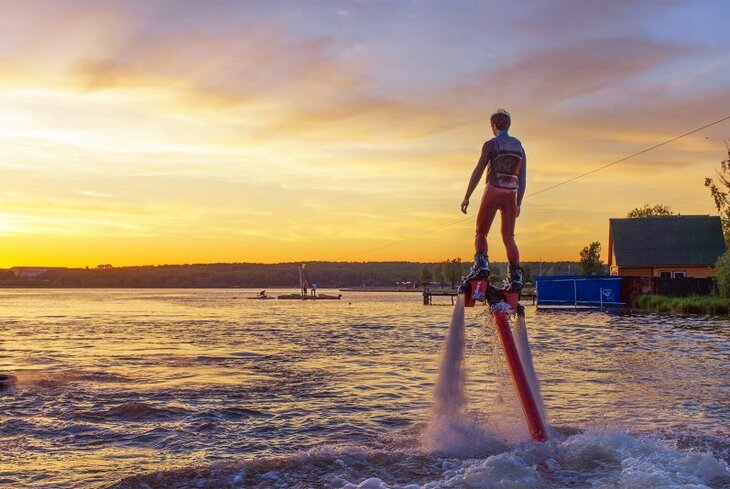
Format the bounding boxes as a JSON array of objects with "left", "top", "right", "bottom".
[{"left": 0, "top": 289, "right": 728, "bottom": 488}]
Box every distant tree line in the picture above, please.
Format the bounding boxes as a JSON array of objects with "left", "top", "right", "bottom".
[{"left": 0, "top": 260, "right": 582, "bottom": 288}]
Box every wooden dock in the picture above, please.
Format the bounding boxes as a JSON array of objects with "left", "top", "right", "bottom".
[
  {"left": 423, "top": 287, "right": 536, "bottom": 305},
  {"left": 423, "top": 288, "right": 458, "bottom": 305}
]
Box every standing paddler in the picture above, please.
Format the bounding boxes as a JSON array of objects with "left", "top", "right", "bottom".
[{"left": 460, "top": 109, "right": 526, "bottom": 292}]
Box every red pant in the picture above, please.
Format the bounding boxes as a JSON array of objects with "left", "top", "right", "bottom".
[{"left": 475, "top": 184, "right": 519, "bottom": 264}]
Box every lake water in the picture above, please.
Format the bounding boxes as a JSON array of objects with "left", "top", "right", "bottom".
[{"left": 0, "top": 289, "right": 728, "bottom": 488}]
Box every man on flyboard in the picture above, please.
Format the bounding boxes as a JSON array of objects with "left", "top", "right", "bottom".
[{"left": 459, "top": 109, "right": 526, "bottom": 293}]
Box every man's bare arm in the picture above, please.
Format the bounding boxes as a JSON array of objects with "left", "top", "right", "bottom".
[{"left": 461, "top": 143, "right": 490, "bottom": 214}]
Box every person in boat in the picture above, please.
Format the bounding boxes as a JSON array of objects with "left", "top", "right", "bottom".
[
  {"left": 460, "top": 109, "right": 526, "bottom": 291},
  {"left": 301, "top": 280, "right": 308, "bottom": 297},
  {"left": 311, "top": 283, "right": 317, "bottom": 297}
]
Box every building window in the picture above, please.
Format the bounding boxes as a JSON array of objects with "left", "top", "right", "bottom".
[
  {"left": 660, "top": 272, "right": 671, "bottom": 279},
  {"left": 672, "top": 271, "right": 686, "bottom": 278}
]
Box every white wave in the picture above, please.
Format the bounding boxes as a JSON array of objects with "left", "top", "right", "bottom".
[
  {"left": 107, "top": 428, "right": 730, "bottom": 488},
  {"left": 347, "top": 429, "right": 730, "bottom": 488}
]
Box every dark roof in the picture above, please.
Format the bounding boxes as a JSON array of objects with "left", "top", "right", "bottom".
[{"left": 610, "top": 216, "right": 726, "bottom": 267}]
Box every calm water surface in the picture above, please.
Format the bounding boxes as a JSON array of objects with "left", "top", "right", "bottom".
[{"left": 0, "top": 289, "right": 728, "bottom": 488}]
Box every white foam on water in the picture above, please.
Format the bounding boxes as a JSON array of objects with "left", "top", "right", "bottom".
[
  {"left": 349, "top": 430, "right": 730, "bottom": 488},
  {"left": 109, "top": 429, "right": 730, "bottom": 488},
  {"left": 513, "top": 314, "right": 547, "bottom": 424},
  {"left": 432, "top": 294, "right": 467, "bottom": 417},
  {"left": 479, "top": 312, "right": 531, "bottom": 443},
  {"left": 422, "top": 295, "right": 488, "bottom": 455},
  {"left": 421, "top": 296, "right": 506, "bottom": 454},
  {"left": 422, "top": 295, "right": 549, "bottom": 453}
]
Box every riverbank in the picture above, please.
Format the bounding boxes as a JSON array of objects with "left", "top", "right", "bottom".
[{"left": 635, "top": 294, "right": 730, "bottom": 315}]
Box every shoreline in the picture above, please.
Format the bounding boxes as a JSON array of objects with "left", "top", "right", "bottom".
[{"left": 634, "top": 294, "right": 729, "bottom": 316}]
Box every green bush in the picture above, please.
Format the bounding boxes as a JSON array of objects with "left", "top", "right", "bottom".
[
  {"left": 715, "top": 250, "right": 730, "bottom": 298},
  {"left": 635, "top": 294, "right": 730, "bottom": 316},
  {"left": 648, "top": 295, "right": 665, "bottom": 310},
  {"left": 676, "top": 297, "right": 703, "bottom": 314}
]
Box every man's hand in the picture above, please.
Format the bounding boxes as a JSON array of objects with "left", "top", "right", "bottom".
[
  {"left": 516, "top": 205, "right": 521, "bottom": 218},
  {"left": 461, "top": 198, "right": 469, "bottom": 214}
]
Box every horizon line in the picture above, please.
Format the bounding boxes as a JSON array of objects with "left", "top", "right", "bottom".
[{"left": 3, "top": 259, "right": 584, "bottom": 270}]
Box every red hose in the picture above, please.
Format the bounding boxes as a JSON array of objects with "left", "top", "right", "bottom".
[{"left": 493, "top": 310, "right": 548, "bottom": 442}]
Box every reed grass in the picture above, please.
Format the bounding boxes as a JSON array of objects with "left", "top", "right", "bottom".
[{"left": 635, "top": 295, "right": 730, "bottom": 315}]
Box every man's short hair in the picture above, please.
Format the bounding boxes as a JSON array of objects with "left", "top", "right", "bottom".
[{"left": 490, "top": 109, "right": 511, "bottom": 131}]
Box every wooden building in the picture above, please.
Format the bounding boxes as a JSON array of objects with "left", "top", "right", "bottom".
[{"left": 607, "top": 215, "right": 725, "bottom": 278}]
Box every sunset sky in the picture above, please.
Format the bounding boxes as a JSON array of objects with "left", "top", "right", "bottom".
[{"left": 1, "top": 0, "right": 729, "bottom": 267}]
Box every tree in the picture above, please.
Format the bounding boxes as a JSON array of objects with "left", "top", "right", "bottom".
[
  {"left": 419, "top": 266, "right": 433, "bottom": 287},
  {"left": 440, "top": 258, "right": 463, "bottom": 288},
  {"left": 715, "top": 250, "right": 730, "bottom": 298},
  {"left": 705, "top": 143, "right": 730, "bottom": 236},
  {"left": 579, "top": 241, "right": 603, "bottom": 275},
  {"left": 627, "top": 203, "right": 673, "bottom": 218}
]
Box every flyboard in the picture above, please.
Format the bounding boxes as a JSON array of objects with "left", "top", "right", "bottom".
[{"left": 460, "top": 279, "right": 548, "bottom": 442}]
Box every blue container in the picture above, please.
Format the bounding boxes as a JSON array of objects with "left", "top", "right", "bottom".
[{"left": 535, "top": 275, "right": 623, "bottom": 308}]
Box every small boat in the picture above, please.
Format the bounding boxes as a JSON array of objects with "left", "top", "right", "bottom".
[
  {"left": 276, "top": 265, "right": 343, "bottom": 301},
  {"left": 276, "top": 293, "right": 342, "bottom": 300},
  {"left": 278, "top": 294, "right": 306, "bottom": 300},
  {"left": 247, "top": 290, "right": 274, "bottom": 300},
  {"left": 317, "top": 293, "right": 342, "bottom": 300}
]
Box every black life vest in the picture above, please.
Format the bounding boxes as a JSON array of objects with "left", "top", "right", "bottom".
[{"left": 487, "top": 134, "right": 524, "bottom": 190}]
